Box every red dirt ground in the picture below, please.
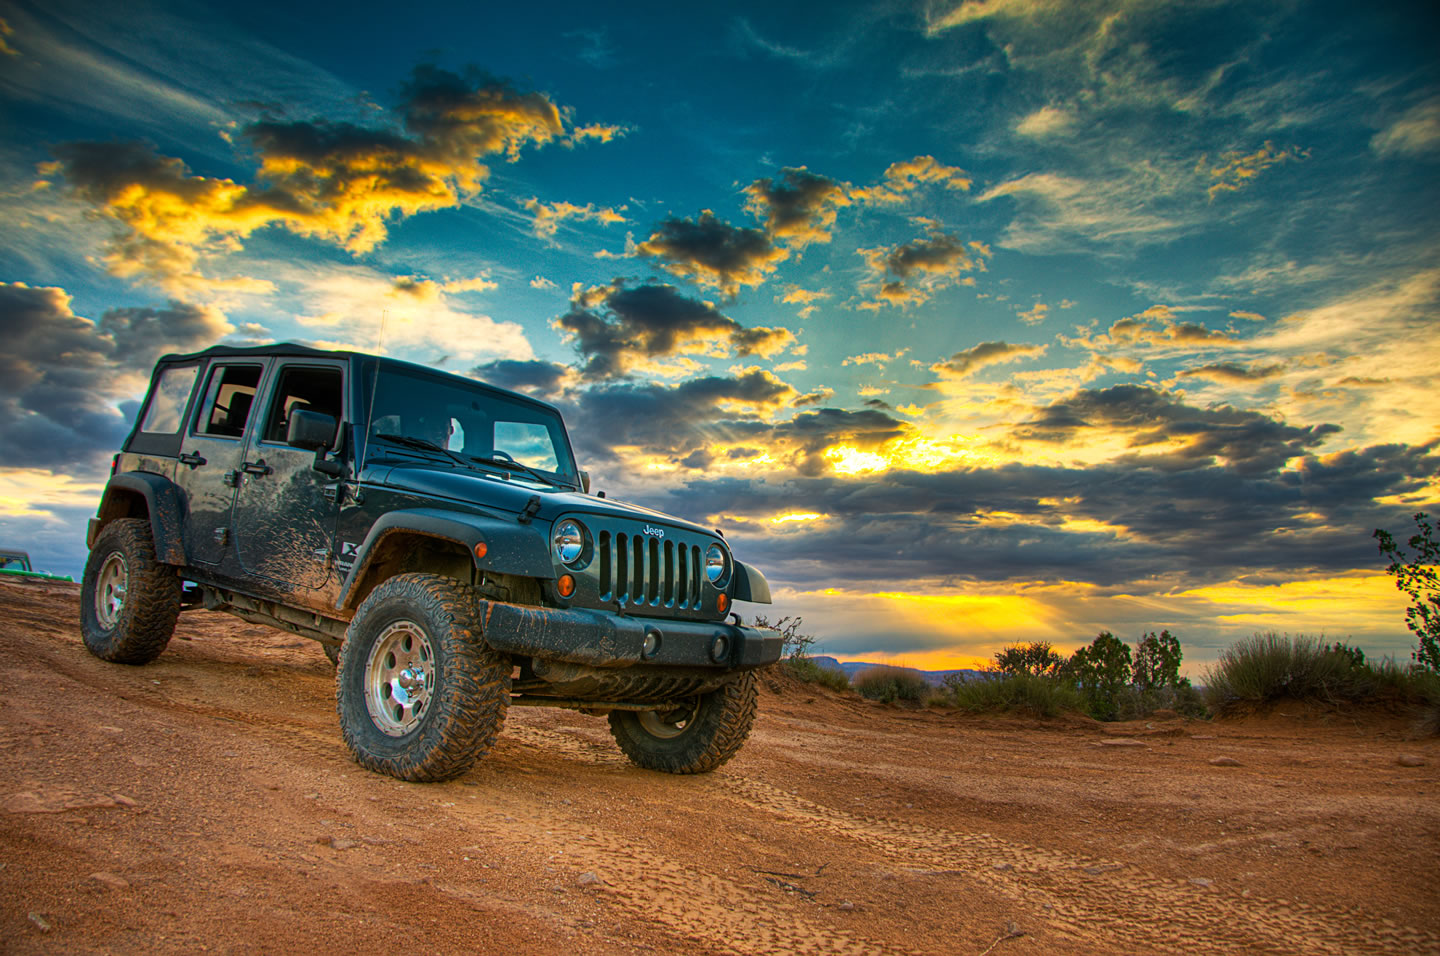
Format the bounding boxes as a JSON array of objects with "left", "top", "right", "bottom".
[{"left": 2, "top": 577, "right": 1437, "bottom": 954}]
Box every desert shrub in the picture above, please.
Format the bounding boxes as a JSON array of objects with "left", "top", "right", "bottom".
[
  {"left": 1202, "top": 633, "right": 1381, "bottom": 710},
  {"left": 991, "top": 641, "right": 1067, "bottom": 679},
  {"left": 942, "top": 672, "right": 1084, "bottom": 718},
  {"left": 1324, "top": 641, "right": 1367, "bottom": 669},
  {"left": 853, "top": 665, "right": 930, "bottom": 703},
  {"left": 753, "top": 615, "right": 815, "bottom": 660},
  {"left": 1374, "top": 513, "right": 1440, "bottom": 673},
  {"left": 1065, "top": 632, "right": 1134, "bottom": 720},
  {"left": 783, "top": 656, "right": 851, "bottom": 692}
]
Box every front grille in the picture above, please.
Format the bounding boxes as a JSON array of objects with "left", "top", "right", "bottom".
[{"left": 597, "top": 529, "right": 703, "bottom": 610}]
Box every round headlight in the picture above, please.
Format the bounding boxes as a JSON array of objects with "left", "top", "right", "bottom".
[
  {"left": 553, "top": 519, "right": 586, "bottom": 566},
  {"left": 704, "top": 542, "right": 731, "bottom": 587}
]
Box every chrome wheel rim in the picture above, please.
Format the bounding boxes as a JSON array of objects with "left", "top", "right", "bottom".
[
  {"left": 95, "top": 552, "right": 128, "bottom": 629},
  {"left": 365, "top": 621, "right": 435, "bottom": 736},
  {"left": 637, "top": 700, "right": 698, "bottom": 739}
]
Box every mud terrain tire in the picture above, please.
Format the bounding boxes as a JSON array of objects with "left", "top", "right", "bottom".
[
  {"left": 337, "top": 573, "right": 510, "bottom": 782},
  {"left": 608, "top": 671, "right": 758, "bottom": 774},
  {"left": 79, "top": 518, "right": 180, "bottom": 665}
]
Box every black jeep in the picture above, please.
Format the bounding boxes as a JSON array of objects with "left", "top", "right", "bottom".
[{"left": 80, "top": 343, "right": 779, "bottom": 781}]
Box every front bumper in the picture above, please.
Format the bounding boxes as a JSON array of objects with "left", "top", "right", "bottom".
[{"left": 476, "top": 600, "right": 782, "bottom": 671}]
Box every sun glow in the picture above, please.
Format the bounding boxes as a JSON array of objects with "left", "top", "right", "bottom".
[
  {"left": 824, "top": 445, "right": 887, "bottom": 474},
  {"left": 771, "top": 512, "right": 825, "bottom": 524}
]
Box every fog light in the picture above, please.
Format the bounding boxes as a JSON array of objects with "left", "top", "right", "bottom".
[
  {"left": 643, "top": 626, "right": 661, "bottom": 659},
  {"left": 716, "top": 593, "right": 730, "bottom": 616},
  {"left": 557, "top": 574, "right": 576, "bottom": 598},
  {"left": 709, "top": 634, "right": 729, "bottom": 662}
]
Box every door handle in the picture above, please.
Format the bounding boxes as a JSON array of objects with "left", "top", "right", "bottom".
[
  {"left": 178, "top": 451, "right": 207, "bottom": 469},
  {"left": 241, "top": 460, "right": 273, "bottom": 476}
]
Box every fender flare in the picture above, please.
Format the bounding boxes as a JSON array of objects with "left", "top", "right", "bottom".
[
  {"left": 337, "top": 508, "right": 553, "bottom": 611},
  {"left": 731, "top": 559, "right": 772, "bottom": 604},
  {"left": 89, "top": 473, "right": 187, "bottom": 566}
]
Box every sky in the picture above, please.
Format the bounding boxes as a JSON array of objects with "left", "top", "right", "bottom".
[{"left": 1, "top": 0, "right": 1438, "bottom": 673}]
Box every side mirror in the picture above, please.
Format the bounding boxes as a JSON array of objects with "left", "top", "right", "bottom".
[
  {"left": 287, "top": 410, "right": 346, "bottom": 479},
  {"left": 579, "top": 469, "right": 591, "bottom": 494},
  {"left": 286, "top": 410, "right": 337, "bottom": 452}
]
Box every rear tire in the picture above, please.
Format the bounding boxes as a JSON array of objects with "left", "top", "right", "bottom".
[
  {"left": 337, "top": 574, "right": 509, "bottom": 782},
  {"left": 608, "top": 672, "right": 758, "bottom": 773},
  {"left": 79, "top": 518, "right": 180, "bottom": 665}
]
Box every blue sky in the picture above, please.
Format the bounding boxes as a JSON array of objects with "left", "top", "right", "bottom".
[{"left": 2, "top": 0, "right": 1438, "bottom": 671}]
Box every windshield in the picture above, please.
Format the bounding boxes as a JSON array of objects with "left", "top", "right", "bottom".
[{"left": 366, "top": 365, "right": 578, "bottom": 486}]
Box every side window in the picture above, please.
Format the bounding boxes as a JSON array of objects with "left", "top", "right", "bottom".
[
  {"left": 196, "top": 364, "right": 263, "bottom": 438},
  {"left": 494, "top": 421, "right": 560, "bottom": 472},
  {"left": 262, "top": 365, "right": 344, "bottom": 443},
  {"left": 138, "top": 365, "right": 199, "bottom": 434}
]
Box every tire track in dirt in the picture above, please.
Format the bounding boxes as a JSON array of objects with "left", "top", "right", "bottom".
[
  {"left": 491, "top": 723, "right": 906, "bottom": 956},
  {"left": 512, "top": 723, "right": 1436, "bottom": 956},
  {"left": 717, "top": 775, "right": 1436, "bottom": 956}
]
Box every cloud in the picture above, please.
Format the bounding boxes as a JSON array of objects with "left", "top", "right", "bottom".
[
  {"left": 1018, "top": 302, "right": 1048, "bottom": 325},
  {"left": 850, "top": 155, "right": 971, "bottom": 205},
  {"left": 555, "top": 280, "right": 796, "bottom": 380},
  {"left": 843, "top": 350, "right": 908, "bottom": 367},
  {"left": 858, "top": 226, "right": 980, "bottom": 308},
  {"left": 1015, "top": 384, "right": 1341, "bottom": 474},
  {"left": 743, "top": 167, "right": 851, "bottom": 249},
  {"left": 932, "top": 341, "right": 1047, "bottom": 380},
  {"left": 0, "top": 282, "right": 230, "bottom": 470},
  {"left": 1371, "top": 97, "right": 1440, "bottom": 157},
  {"left": 634, "top": 211, "right": 788, "bottom": 297},
  {"left": 1065, "top": 305, "right": 1245, "bottom": 355},
  {"left": 45, "top": 65, "right": 582, "bottom": 289},
  {"left": 0, "top": 17, "right": 17, "bottom": 57},
  {"left": 1177, "top": 362, "right": 1285, "bottom": 384},
  {"left": 1199, "top": 141, "right": 1307, "bottom": 200},
  {"left": 523, "top": 197, "right": 626, "bottom": 239},
  {"left": 977, "top": 172, "right": 1181, "bottom": 252},
  {"left": 530, "top": 276, "right": 557, "bottom": 290},
  {"left": 469, "top": 359, "right": 577, "bottom": 398},
  {"left": 1015, "top": 106, "right": 1075, "bottom": 137},
  {"left": 778, "top": 285, "right": 830, "bottom": 318}
]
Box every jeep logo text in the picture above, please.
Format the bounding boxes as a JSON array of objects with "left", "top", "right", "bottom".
[{"left": 642, "top": 525, "right": 665, "bottom": 538}]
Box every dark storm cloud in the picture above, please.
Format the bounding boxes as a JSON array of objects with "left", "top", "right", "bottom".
[
  {"left": 468, "top": 359, "right": 575, "bottom": 398},
  {"left": 634, "top": 212, "right": 789, "bottom": 297},
  {"left": 564, "top": 371, "right": 799, "bottom": 466},
  {"left": 743, "top": 167, "right": 852, "bottom": 249},
  {"left": 0, "top": 283, "right": 229, "bottom": 469},
  {"left": 1017, "top": 384, "right": 1341, "bottom": 474},
  {"left": 651, "top": 439, "right": 1440, "bottom": 591},
  {"left": 555, "top": 280, "right": 794, "bottom": 380}
]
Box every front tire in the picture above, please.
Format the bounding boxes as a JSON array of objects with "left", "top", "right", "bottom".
[
  {"left": 79, "top": 518, "right": 180, "bottom": 665},
  {"left": 608, "top": 672, "right": 758, "bottom": 774},
  {"left": 337, "top": 574, "right": 510, "bottom": 782}
]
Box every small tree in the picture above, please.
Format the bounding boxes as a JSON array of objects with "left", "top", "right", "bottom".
[
  {"left": 1375, "top": 513, "right": 1440, "bottom": 673},
  {"left": 992, "top": 641, "right": 1066, "bottom": 679},
  {"left": 1132, "top": 630, "right": 1183, "bottom": 690},
  {"left": 1066, "top": 631, "right": 1133, "bottom": 720},
  {"left": 753, "top": 615, "right": 815, "bottom": 660}
]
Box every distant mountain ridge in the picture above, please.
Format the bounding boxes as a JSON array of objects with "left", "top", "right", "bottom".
[{"left": 808, "top": 656, "right": 985, "bottom": 687}]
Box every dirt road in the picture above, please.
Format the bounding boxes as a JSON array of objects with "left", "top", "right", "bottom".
[{"left": 2, "top": 578, "right": 1437, "bottom": 954}]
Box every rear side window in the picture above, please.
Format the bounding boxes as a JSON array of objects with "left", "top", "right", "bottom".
[
  {"left": 138, "top": 365, "right": 199, "bottom": 434},
  {"left": 261, "top": 365, "right": 344, "bottom": 443},
  {"left": 196, "top": 364, "right": 263, "bottom": 438}
]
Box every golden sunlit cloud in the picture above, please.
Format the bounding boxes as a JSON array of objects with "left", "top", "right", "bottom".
[
  {"left": 770, "top": 511, "right": 825, "bottom": 524},
  {"left": 634, "top": 210, "right": 788, "bottom": 297},
  {"left": 824, "top": 445, "right": 888, "bottom": 474},
  {"left": 1200, "top": 141, "right": 1308, "bottom": 200},
  {"left": 743, "top": 167, "right": 852, "bottom": 249},
  {"left": 523, "top": 197, "right": 627, "bottom": 239},
  {"left": 0, "top": 469, "right": 107, "bottom": 516},
  {"left": 851, "top": 155, "right": 972, "bottom": 205}
]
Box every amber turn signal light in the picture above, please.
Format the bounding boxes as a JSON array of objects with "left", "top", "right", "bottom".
[
  {"left": 474, "top": 541, "right": 488, "bottom": 561},
  {"left": 557, "top": 574, "right": 576, "bottom": 598},
  {"left": 716, "top": 593, "right": 730, "bottom": 616}
]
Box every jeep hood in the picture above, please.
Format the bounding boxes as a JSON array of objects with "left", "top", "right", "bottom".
[{"left": 367, "top": 463, "right": 719, "bottom": 538}]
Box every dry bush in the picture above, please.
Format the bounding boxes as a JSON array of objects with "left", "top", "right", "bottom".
[{"left": 853, "top": 665, "right": 930, "bottom": 703}]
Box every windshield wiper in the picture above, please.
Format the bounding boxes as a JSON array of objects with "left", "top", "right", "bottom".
[
  {"left": 468, "top": 452, "right": 558, "bottom": 487},
  {"left": 374, "top": 433, "right": 472, "bottom": 468}
]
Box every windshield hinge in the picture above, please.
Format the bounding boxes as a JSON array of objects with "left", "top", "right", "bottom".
[{"left": 517, "top": 495, "right": 542, "bottom": 524}]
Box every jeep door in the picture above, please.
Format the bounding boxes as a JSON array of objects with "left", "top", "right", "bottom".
[
  {"left": 230, "top": 360, "right": 346, "bottom": 596},
  {"left": 176, "top": 360, "right": 266, "bottom": 566}
]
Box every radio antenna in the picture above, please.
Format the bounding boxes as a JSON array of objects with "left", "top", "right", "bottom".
[{"left": 360, "top": 308, "right": 388, "bottom": 475}]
